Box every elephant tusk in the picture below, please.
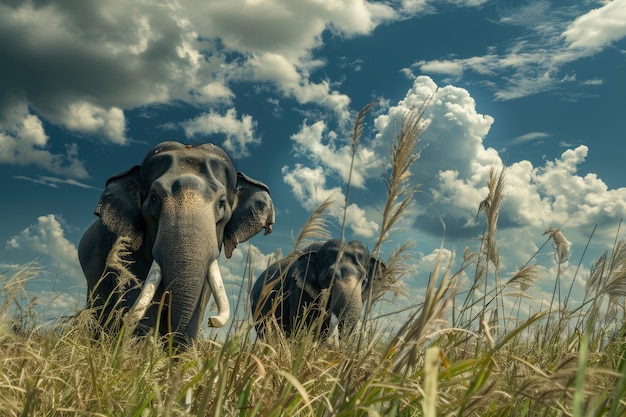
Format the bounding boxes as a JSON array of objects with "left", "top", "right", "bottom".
[
  {"left": 206, "top": 260, "right": 230, "bottom": 327},
  {"left": 329, "top": 313, "right": 340, "bottom": 345},
  {"left": 124, "top": 260, "right": 162, "bottom": 329}
]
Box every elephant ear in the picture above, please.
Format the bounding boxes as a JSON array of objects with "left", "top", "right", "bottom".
[
  {"left": 365, "top": 257, "right": 387, "bottom": 295},
  {"left": 291, "top": 249, "right": 320, "bottom": 300},
  {"left": 223, "top": 172, "right": 275, "bottom": 259},
  {"left": 95, "top": 165, "right": 144, "bottom": 251}
]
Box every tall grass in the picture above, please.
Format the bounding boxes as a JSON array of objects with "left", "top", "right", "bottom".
[{"left": 2, "top": 104, "right": 626, "bottom": 416}]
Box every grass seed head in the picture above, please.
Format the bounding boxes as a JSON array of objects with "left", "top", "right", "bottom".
[{"left": 543, "top": 227, "right": 572, "bottom": 264}]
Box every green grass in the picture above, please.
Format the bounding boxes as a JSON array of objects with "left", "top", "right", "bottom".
[{"left": 1, "top": 104, "right": 625, "bottom": 416}]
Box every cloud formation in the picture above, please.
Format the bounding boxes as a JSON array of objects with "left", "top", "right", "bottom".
[
  {"left": 13, "top": 175, "right": 99, "bottom": 189},
  {"left": 281, "top": 72, "right": 626, "bottom": 270},
  {"left": 409, "top": 1, "right": 626, "bottom": 100},
  {"left": 0, "top": 0, "right": 393, "bottom": 176},
  {"left": 183, "top": 108, "right": 260, "bottom": 158},
  {"left": 366, "top": 75, "right": 626, "bottom": 270},
  {"left": 562, "top": 0, "right": 626, "bottom": 51},
  {"left": 282, "top": 163, "right": 380, "bottom": 238},
  {"left": 0, "top": 106, "right": 88, "bottom": 179},
  {"left": 6, "top": 215, "right": 83, "bottom": 283}
]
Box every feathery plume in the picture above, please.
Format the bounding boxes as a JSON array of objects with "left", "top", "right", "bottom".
[
  {"left": 505, "top": 264, "right": 540, "bottom": 292},
  {"left": 543, "top": 227, "right": 571, "bottom": 265},
  {"left": 372, "top": 100, "right": 430, "bottom": 257},
  {"left": 105, "top": 236, "right": 138, "bottom": 290},
  {"left": 293, "top": 197, "right": 334, "bottom": 251}
]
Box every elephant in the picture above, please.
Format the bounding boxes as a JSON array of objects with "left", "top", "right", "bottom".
[
  {"left": 78, "top": 141, "right": 274, "bottom": 347},
  {"left": 250, "top": 239, "right": 386, "bottom": 340}
]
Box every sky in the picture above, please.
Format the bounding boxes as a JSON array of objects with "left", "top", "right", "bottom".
[{"left": 1, "top": 0, "right": 626, "bottom": 334}]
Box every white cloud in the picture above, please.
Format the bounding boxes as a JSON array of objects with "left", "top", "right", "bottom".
[
  {"left": 372, "top": 76, "right": 626, "bottom": 276},
  {"left": 375, "top": 76, "right": 496, "bottom": 181},
  {"left": 281, "top": 109, "right": 391, "bottom": 240},
  {"left": 410, "top": 247, "right": 457, "bottom": 285},
  {"left": 290, "top": 120, "right": 379, "bottom": 188},
  {"left": 248, "top": 53, "right": 352, "bottom": 122},
  {"left": 282, "top": 164, "right": 379, "bottom": 238},
  {"left": 497, "top": 0, "right": 552, "bottom": 27},
  {"left": 0, "top": 106, "right": 88, "bottom": 179},
  {"left": 416, "top": 59, "right": 465, "bottom": 77},
  {"left": 61, "top": 102, "right": 127, "bottom": 145},
  {"left": 193, "top": 0, "right": 382, "bottom": 59},
  {"left": 2, "top": 0, "right": 390, "bottom": 173},
  {"left": 1, "top": 231, "right": 83, "bottom": 320},
  {"left": 562, "top": 0, "right": 626, "bottom": 51},
  {"left": 581, "top": 78, "right": 604, "bottom": 86},
  {"left": 512, "top": 131, "right": 550, "bottom": 144},
  {"left": 411, "top": 2, "right": 626, "bottom": 100},
  {"left": 220, "top": 243, "right": 280, "bottom": 287},
  {"left": 5, "top": 215, "right": 83, "bottom": 285},
  {"left": 182, "top": 108, "right": 260, "bottom": 158},
  {"left": 34, "top": 290, "right": 83, "bottom": 319},
  {"left": 198, "top": 82, "right": 235, "bottom": 104},
  {"left": 532, "top": 146, "right": 626, "bottom": 232},
  {"left": 399, "top": 0, "right": 490, "bottom": 16},
  {"left": 13, "top": 175, "right": 99, "bottom": 190}
]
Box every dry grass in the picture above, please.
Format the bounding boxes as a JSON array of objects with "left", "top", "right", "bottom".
[{"left": 2, "top": 104, "right": 626, "bottom": 416}]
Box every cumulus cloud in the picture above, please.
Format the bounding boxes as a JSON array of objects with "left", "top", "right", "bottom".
[
  {"left": 281, "top": 75, "right": 499, "bottom": 244},
  {"left": 60, "top": 102, "right": 127, "bottom": 144},
  {"left": 182, "top": 108, "right": 260, "bottom": 158},
  {"left": 247, "top": 53, "right": 352, "bottom": 122},
  {"left": 562, "top": 0, "right": 626, "bottom": 52},
  {"left": 1, "top": 0, "right": 394, "bottom": 175},
  {"left": 220, "top": 243, "right": 280, "bottom": 287},
  {"left": 290, "top": 120, "right": 379, "bottom": 188},
  {"left": 375, "top": 76, "right": 496, "bottom": 183},
  {"left": 370, "top": 75, "right": 626, "bottom": 272},
  {"left": 35, "top": 290, "right": 83, "bottom": 319},
  {"left": 0, "top": 105, "right": 88, "bottom": 178},
  {"left": 192, "top": 0, "right": 384, "bottom": 59},
  {"left": 282, "top": 163, "right": 379, "bottom": 238},
  {"left": 280, "top": 106, "right": 394, "bottom": 239},
  {"left": 532, "top": 146, "right": 626, "bottom": 231},
  {"left": 5, "top": 214, "right": 83, "bottom": 285}
]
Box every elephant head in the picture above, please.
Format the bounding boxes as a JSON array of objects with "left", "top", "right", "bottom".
[
  {"left": 250, "top": 239, "right": 386, "bottom": 340},
  {"left": 79, "top": 141, "right": 274, "bottom": 346}
]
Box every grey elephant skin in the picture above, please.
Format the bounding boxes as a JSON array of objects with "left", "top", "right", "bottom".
[
  {"left": 78, "top": 141, "right": 274, "bottom": 347},
  {"left": 250, "top": 239, "right": 386, "bottom": 340}
]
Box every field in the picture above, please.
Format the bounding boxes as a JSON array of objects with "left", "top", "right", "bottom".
[{"left": 1, "top": 105, "right": 625, "bottom": 416}]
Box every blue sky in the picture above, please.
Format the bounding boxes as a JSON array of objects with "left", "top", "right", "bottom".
[{"left": 1, "top": 0, "right": 625, "bottom": 331}]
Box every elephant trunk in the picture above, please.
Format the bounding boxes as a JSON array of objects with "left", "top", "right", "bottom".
[
  {"left": 331, "top": 277, "right": 364, "bottom": 338},
  {"left": 125, "top": 259, "right": 229, "bottom": 332},
  {"left": 149, "top": 195, "right": 229, "bottom": 344},
  {"left": 155, "top": 226, "right": 214, "bottom": 343}
]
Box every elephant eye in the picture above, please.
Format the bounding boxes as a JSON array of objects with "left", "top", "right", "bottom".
[
  {"left": 216, "top": 195, "right": 227, "bottom": 220},
  {"left": 147, "top": 190, "right": 162, "bottom": 216}
]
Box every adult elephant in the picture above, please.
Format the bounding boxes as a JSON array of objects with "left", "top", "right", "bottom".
[
  {"left": 250, "top": 239, "right": 386, "bottom": 340},
  {"left": 79, "top": 141, "right": 274, "bottom": 347}
]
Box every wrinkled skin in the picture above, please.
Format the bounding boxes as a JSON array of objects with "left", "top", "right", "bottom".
[
  {"left": 79, "top": 141, "right": 274, "bottom": 347},
  {"left": 250, "top": 239, "right": 386, "bottom": 340}
]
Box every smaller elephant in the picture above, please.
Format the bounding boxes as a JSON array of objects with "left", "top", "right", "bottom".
[{"left": 250, "top": 239, "right": 386, "bottom": 340}]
